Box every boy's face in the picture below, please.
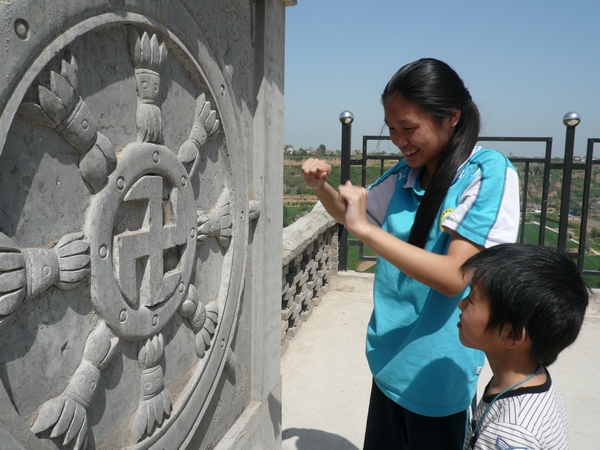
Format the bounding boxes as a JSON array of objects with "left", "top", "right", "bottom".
[{"left": 457, "top": 282, "right": 496, "bottom": 351}]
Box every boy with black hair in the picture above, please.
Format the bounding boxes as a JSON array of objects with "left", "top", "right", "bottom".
[{"left": 458, "top": 243, "right": 589, "bottom": 450}]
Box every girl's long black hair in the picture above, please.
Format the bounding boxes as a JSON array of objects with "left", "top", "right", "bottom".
[{"left": 382, "top": 58, "right": 481, "bottom": 248}]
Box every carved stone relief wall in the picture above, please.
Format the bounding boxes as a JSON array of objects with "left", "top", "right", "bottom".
[{"left": 0, "top": 1, "right": 283, "bottom": 449}]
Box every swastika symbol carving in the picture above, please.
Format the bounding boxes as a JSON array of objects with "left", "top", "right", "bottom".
[
  {"left": 114, "top": 175, "right": 187, "bottom": 308},
  {"left": 89, "top": 143, "right": 197, "bottom": 340}
]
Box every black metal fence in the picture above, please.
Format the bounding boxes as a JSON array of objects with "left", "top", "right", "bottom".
[{"left": 337, "top": 112, "right": 600, "bottom": 277}]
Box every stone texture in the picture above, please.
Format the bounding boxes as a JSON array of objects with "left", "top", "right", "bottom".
[{"left": 0, "top": 1, "right": 288, "bottom": 448}]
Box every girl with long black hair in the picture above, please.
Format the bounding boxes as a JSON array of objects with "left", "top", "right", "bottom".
[{"left": 302, "top": 58, "right": 520, "bottom": 449}]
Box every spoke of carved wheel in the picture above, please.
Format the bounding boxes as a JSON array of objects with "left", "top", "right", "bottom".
[
  {"left": 30, "top": 320, "right": 118, "bottom": 449},
  {"left": 134, "top": 334, "right": 172, "bottom": 442}
]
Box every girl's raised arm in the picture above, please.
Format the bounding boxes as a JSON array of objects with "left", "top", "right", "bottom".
[{"left": 338, "top": 181, "right": 482, "bottom": 297}]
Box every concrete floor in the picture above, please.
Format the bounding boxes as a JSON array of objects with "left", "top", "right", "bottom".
[{"left": 281, "top": 271, "right": 600, "bottom": 450}]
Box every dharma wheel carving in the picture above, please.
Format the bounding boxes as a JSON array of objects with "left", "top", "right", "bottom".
[{"left": 0, "top": 7, "right": 252, "bottom": 449}]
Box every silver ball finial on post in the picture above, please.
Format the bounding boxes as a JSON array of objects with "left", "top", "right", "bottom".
[
  {"left": 563, "top": 111, "right": 581, "bottom": 127},
  {"left": 339, "top": 110, "right": 354, "bottom": 125}
]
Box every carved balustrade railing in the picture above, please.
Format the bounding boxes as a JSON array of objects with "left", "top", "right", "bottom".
[{"left": 281, "top": 203, "right": 338, "bottom": 352}]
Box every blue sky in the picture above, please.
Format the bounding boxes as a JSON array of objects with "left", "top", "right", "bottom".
[{"left": 284, "top": 1, "right": 600, "bottom": 157}]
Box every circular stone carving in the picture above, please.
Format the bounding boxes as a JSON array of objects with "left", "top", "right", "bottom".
[
  {"left": 0, "top": 5, "right": 247, "bottom": 449},
  {"left": 88, "top": 143, "right": 197, "bottom": 340}
]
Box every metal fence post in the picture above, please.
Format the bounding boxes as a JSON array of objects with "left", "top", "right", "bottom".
[
  {"left": 557, "top": 111, "right": 580, "bottom": 251},
  {"left": 338, "top": 110, "right": 354, "bottom": 271}
]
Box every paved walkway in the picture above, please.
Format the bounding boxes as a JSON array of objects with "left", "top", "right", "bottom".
[{"left": 281, "top": 272, "right": 600, "bottom": 450}]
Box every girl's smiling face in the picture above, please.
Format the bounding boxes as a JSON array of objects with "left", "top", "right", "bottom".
[{"left": 384, "top": 96, "right": 460, "bottom": 176}]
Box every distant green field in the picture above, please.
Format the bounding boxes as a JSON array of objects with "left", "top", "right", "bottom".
[
  {"left": 283, "top": 204, "right": 312, "bottom": 227},
  {"left": 346, "top": 222, "right": 600, "bottom": 286},
  {"left": 520, "top": 223, "right": 577, "bottom": 249},
  {"left": 283, "top": 158, "right": 600, "bottom": 284},
  {"left": 347, "top": 240, "right": 376, "bottom": 272},
  {"left": 283, "top": 160, "right": 399, "bottom": 195},
  {"left": 582, "top": 259, "right": 600, "bottom": 288}
]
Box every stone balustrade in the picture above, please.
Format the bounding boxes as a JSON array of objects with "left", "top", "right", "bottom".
[
  {"left": 281, "top": 203, "right": 600, "bottom": 367},
  {"left": 282, "top": 202, "right": 338, "bottom": 352}
]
